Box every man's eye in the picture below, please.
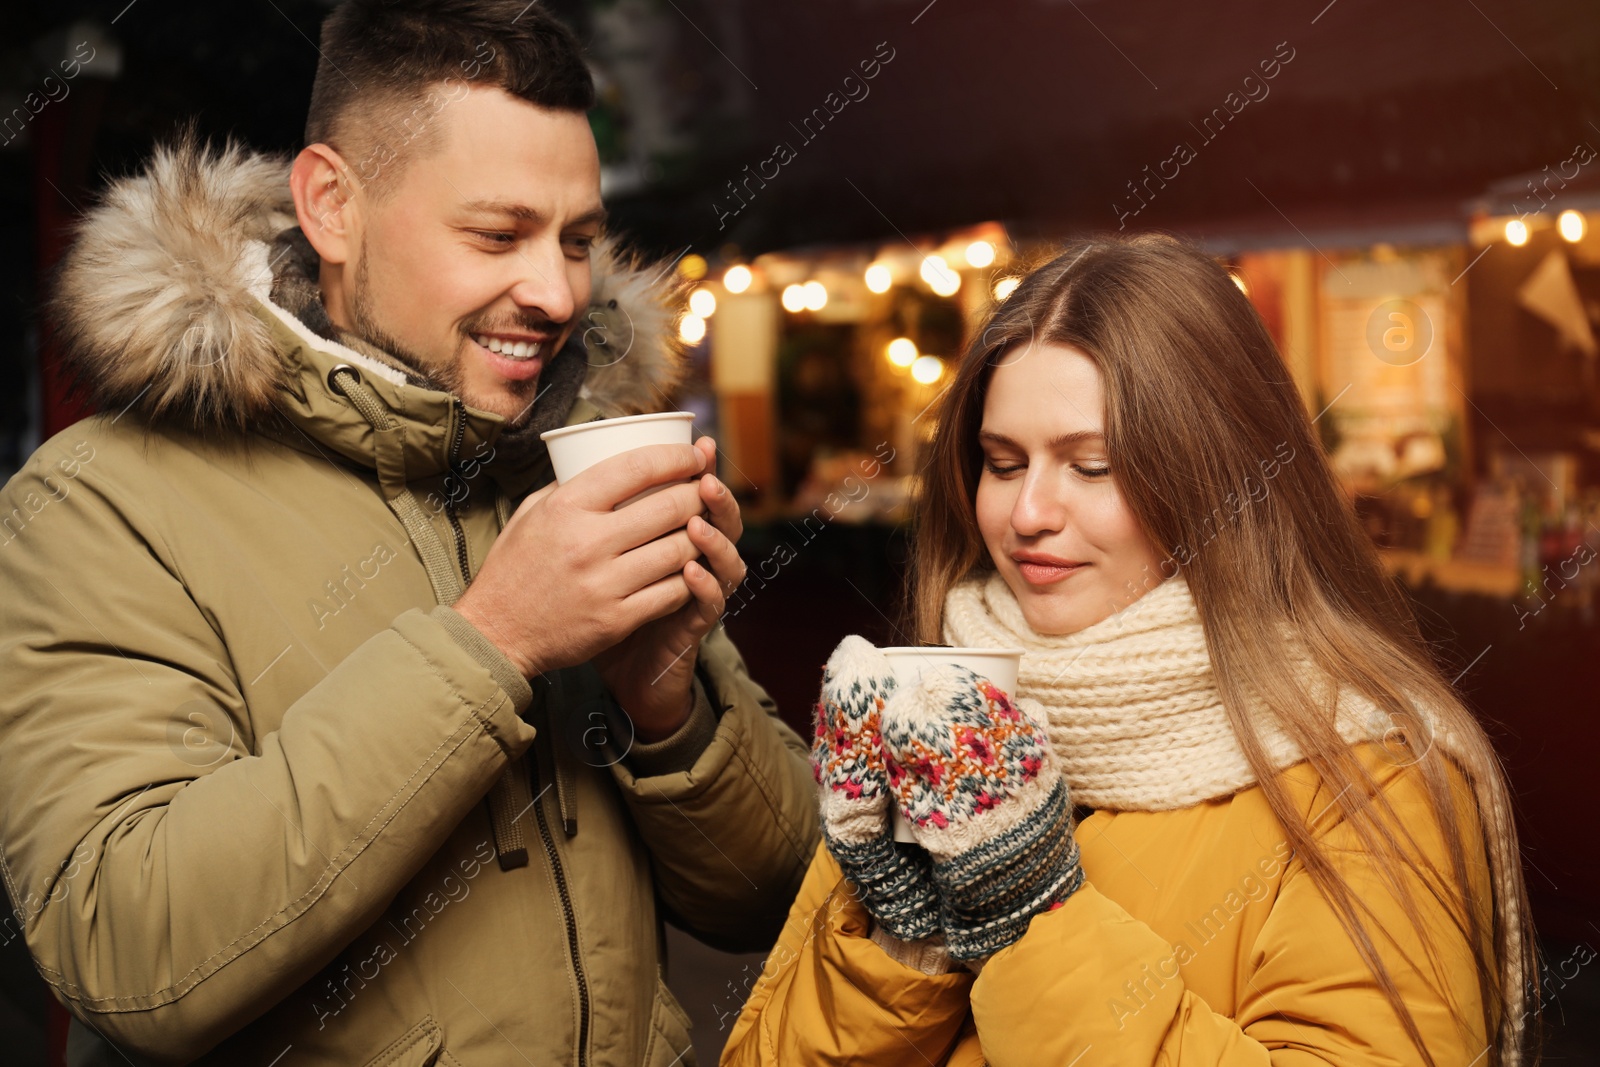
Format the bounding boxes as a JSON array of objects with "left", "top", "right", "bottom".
[
  {"left": 564, "top": 235, "right": 596, "bottom": 255},
  {"left": 471, "top": 230, "right": 516, "bottom": 246}
]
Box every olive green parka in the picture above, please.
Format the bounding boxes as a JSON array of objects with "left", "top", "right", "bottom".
[{"left": 0, "top": 135, "right": 817, "bottom": 1066}]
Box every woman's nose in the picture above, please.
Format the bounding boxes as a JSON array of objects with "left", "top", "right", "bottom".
[{"left": 1011, "top": 468, "right": 1066, "bottom": 537}]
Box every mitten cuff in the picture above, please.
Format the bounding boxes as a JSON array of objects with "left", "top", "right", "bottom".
[
  {"left": 934, "top": 780, "right": 1086, "bottom": 960},
  {"left": 826, "top": 831, "right": 943, "bottom": 943}
]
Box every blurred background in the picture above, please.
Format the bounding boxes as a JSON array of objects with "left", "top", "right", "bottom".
[{"left": 4, "top": 0, "right": 1600, "bottom": 1062}]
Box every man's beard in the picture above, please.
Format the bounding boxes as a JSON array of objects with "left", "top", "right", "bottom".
[{"left": 346, "top": 251, "right": 556, "bottom": 465}]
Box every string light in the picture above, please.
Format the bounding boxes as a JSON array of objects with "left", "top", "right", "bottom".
[
  {"left": 689, "top": 288, "right": 717, "bottom": 318},
  {"left": 965, "top": 240, "right": 996, "bottom": 268},
  {"left": 1505, "top": 219, "right": 1529, "bottom": 247},
  {"left": 781, "top": 284, "right": 807, "bottom": 312},
  {"left": 865, "top": 263, "right": 893, "bottom": 294},
  {"left": 678, "top": 313, "right": 706, "bottom": 343},
  {"left": 887, "top": 337, "right": 918, "bottom": 367},
  {"left": 802, "top": 280, "right": 828, "bottom": 311},
  {"left": 678, "top": 254, "right": 708, "bottom": 280},
  {"left": 992, "top": 276, "right": 1020, "bottom": 301},
  {"left": 921, "top": 255, "right": 960, "bottom": 297},
  {"left": 723, "top": 265, "right": 753, "bottom": 293},
  {"left": 1558, "top": 210, "right": 1587, "bottom": 243},
  {"left": 911, "top": 355, "right": 944, "bottom": 384}
]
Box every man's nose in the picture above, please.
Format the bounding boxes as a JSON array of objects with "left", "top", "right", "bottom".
[{"left": 506, "top": 240, "right": 576, "bottom": 325}]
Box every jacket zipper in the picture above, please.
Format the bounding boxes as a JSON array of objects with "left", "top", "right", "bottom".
[
  {"left": 533, "top": 764, "right": 592, "bottom": 1066},
  {"left": 459, "top": 398, "right": 590, "bottom": 1061},
  {"left": 445, "top": 400, "right": 471, "bottom": 582}
]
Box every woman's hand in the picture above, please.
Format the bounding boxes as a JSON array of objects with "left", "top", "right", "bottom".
[
  {"left": 812, "top": 636, "right": 942, "bottom": 943},
  {"left": 880, "top": 667, "right": 1084, "bottom": 962}
]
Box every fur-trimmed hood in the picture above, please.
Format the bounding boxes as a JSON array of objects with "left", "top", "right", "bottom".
[{"left": 48, "top": 131, "right": 687, "bottom": 432}]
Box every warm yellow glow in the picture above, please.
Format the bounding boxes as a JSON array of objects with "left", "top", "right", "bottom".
[
  {"left": 678, "top": 254, "right": 708, "bottom": 280},
  {"left": 1505, "top": 219, "right": 1529, "bottom": 246},
  {"left": 723, "top": 265, "right": 753, "bottom": 293},
  {"left": 992, "top": 276, "right": 1021, "bottom": 301},
  {"left": 911, "top": 355, "right": 944, "bottom": 384},
  {"left": 887, "top": 337, "right": 919, "bottom": 367},
  {"left": 1559, "top": 210, "right": 1587, "bottom": 243},
  {"left": 965, "top": 240, "right": 996, "bottom": 268},
  {"left": 678, "top": 313, "right": 706, "bottom": 344},
  {"left": 921, "top": 255, "right": 960, "bottom": 297},
  {"left": 802, "top": 280, "right": 828, "bottom": 311},
  {"left": 689, "top": 288, "right": 717, "bottom": 318},
  {"left": 781, "top": 284, "right": 807, "bottom": 313},
  {"left": 864, "top": 262, "right": 893, "bottom": 293},
  {"left": 1230, "top": 272, "right": 1249, "bottom": 295}
]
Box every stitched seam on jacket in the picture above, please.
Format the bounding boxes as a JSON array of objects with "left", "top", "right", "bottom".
[
  {"left": 729, "top": 739, "right": 811, "bottom": 866},
  {"left": 362, "top": 1016, "right": 439, "bottom": 1067},
  {"left": 40, "top": 699, "right": 500, "bottom": 1005},
  {"left": 626, "top": 699, "right": 745, "bottom": 804},
  {"left": 38, "top": 669, "right": 508, "bottom": 1008},
  {"left": 636, "top": 696, "right": 809, "bottom": 860}
]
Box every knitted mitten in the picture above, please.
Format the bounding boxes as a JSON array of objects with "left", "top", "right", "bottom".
[
  {"left": 811, "top": 636, "right": 941, "bottom": 942},
  {"left": 880, "top": 665, "right": 1084, "bottom": 961}
]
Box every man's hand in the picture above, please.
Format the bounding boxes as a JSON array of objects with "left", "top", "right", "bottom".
[
  {"left": 452, "top": 435, "right": 746, "bottom": 742},
  {"left": 593, "top": 436, "right": 746, "bottom": 741},
  {"left": 454, "top": 438, "right": 713, "bottom": 681}
]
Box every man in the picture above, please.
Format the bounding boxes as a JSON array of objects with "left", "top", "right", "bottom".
[{"left": 0, "top": 2, "right": 818, "bottom": 1063}]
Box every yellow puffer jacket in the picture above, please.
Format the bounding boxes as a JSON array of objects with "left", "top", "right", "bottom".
[{"left": 724, "top": 742, "right": 1493, "bottom": 1065}]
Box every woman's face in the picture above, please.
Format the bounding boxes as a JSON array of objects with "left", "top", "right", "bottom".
[{"left": 975, "top": 343, "right": 1165, "bottom": 635}]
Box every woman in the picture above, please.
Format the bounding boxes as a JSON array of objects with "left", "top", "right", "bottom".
[{"left": 721, "top": 234, "right": 1534, "bottom": 1066}]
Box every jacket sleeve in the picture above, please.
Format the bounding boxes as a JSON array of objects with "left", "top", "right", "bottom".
[
  {"left": 609, "top": 625, "right": 819, "bottom": 952},
  {"left": 970, "top": 754, "right": 1491, "bottom": 1066},
  {"left": 720, "top": 843, "right": 976, "bottom": 1066},
  {"left": 0, "top": 448, "right": 537, "bottom": 1064}
]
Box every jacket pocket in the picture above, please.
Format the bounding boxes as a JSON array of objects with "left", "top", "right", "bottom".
[
  {"left": 642, "top": 977, "right": 697, "bottom": 1067},
  {"left": 363, "top": 1015, "right": 446, "bottom": 1067}
]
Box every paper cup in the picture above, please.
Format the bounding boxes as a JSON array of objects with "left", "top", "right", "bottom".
[
  {"left": 540, "top": 412, "right": 697, "bottom": 504},
  {"left": 880, "top": 647, "right": 1025, "bottom": 842}
]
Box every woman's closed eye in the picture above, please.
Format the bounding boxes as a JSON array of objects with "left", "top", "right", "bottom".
[{"left": 983, "top": 458, "right": 1111, "bottom": 479}]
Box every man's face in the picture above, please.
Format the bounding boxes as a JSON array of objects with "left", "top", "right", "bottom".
[{"left": 342, "top": 86, "right": 604, "bottom": 426}]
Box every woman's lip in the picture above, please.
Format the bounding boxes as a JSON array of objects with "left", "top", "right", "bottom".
[
  {"left": 472, "top": 337, "right": 544, "bottom": 382},
  {"left": 1016, "top": 560, "right": 1088, "bottom": 586}
]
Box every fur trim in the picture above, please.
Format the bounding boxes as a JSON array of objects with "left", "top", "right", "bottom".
[
  {"left": 49, "top": 129, "right": 295, "bottom": 428},
  {"left": 48, "top": 128, "right": 687, "bottom": 429},
  {"left": 579, "top": 240, "right": 689, "bottom": 417}
]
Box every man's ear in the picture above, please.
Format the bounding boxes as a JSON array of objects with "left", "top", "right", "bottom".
[{"left": 290, "top": 144, "right": 360, "bottom": 265}]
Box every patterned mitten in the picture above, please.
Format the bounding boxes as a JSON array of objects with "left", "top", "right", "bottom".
[
  {"left": 811, "top": 636, "right": 942, "bottom": 942},
  {"left": 880, "top": 665, "right": 1084, "bottom": 961}
]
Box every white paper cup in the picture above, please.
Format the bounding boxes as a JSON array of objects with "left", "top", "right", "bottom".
[
  {"left": 880, "top": 646, "right": 1025, "bottom": 842},
  {"left": 540, "top": 412, "right": 697, "bottom": 504}
]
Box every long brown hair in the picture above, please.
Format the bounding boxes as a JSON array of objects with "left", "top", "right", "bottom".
[{"left": 912, "top": 234, "right": 1534, "bottom": 1065}]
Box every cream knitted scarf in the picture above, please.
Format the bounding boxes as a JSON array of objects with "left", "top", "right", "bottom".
[
  {"left": 942, "top": 572, "right": 1397, "bottom": 812},
  {"left": 942, "top": 571, "right": 1529, "bottom": 1058}
]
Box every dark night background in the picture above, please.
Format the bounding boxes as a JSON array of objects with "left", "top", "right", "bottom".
[{"left": 4, "top": 1, "right": 1600, "bottom": 1062}]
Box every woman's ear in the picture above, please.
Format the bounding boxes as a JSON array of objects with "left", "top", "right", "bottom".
[{"left": 290, "top": 143, "right": 360, "bottom": 265}]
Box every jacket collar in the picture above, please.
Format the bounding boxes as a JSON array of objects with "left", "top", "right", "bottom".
[{"left": 49, "top": 127, "right": 688, "bottom": 488}]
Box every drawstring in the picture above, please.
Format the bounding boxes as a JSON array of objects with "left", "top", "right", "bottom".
[
  {"left": 555, "top": 749, "right": 579, "bottom": 837},
  {"left": 330, "top": 366, "right": 542, "bottom": 867},
  {"left": 494, "top": 484, "right": 578, "bottom": 836}
]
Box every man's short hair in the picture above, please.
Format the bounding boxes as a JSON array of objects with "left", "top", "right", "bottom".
[{"left": 304, "top": 0, "right": 595, "bottom": 198}]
